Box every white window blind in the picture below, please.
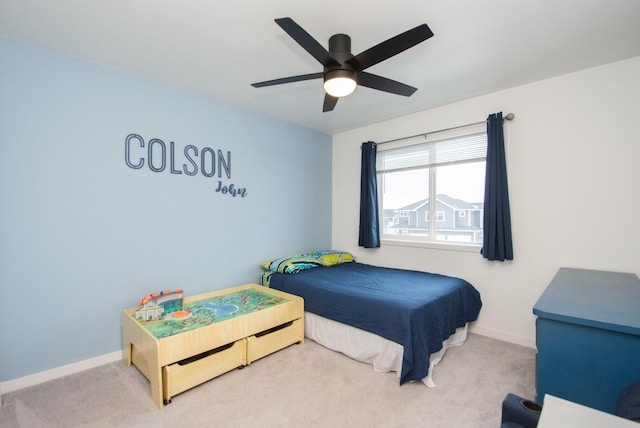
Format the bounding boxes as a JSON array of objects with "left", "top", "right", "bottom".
[{"left": 377, "top": 125, "right": 487, "bottom": 173}]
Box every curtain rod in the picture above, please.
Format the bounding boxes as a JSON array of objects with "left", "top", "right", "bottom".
[{"left": 376, "top": 112, "right": 515, "bottom": 146}]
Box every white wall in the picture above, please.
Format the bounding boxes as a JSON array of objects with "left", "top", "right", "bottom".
[{"left": 332, "top": 56, "right": 640, "bottom": 347}]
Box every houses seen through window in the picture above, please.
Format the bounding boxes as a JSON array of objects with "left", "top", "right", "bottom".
[{"left": 377, "top": 123, "right": 487, "bottom": 246}]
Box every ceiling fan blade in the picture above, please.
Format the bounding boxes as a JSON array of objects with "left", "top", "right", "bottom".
[
  {"left": 251, "top": 72, "right": 323, "bottom": 88},
  {"left": 357, "top": 72, "right": 417, "bottom": 97},
  {"left": 275, "top": 17, "right": 340, "bottom": 67},
  {"left": 323, "top": 93, "right": 339, "bottom": 112},
  {"left": 347, "top": 24, "right": 433, "bottom": 71}
]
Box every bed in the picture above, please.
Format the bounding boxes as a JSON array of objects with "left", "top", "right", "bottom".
[{"left": 261, "top": 256, "right": 482, "bottom": 386}]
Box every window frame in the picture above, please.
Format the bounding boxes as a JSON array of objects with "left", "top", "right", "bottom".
[{"left": 376, "top": 122, "right": 487, "bottom": 252}]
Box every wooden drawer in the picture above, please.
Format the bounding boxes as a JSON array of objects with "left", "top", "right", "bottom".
[
  {"left": 162, "top": 338, "right": 246, "bottom": 402},
  {"left": 246, "top": 318, "right": 304, "bottom": 364}
]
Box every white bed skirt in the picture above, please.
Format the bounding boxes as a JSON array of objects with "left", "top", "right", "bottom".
[{"left": 304, "top": 311, "right": 468, "bottom": 387}]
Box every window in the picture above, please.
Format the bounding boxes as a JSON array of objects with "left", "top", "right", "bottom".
[{"left": 377, "top": 123, "right": 486, "bottom": 246}]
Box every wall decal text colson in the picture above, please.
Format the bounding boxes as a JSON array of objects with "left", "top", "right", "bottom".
[{"left": 124, "top": 134, "right": 247, "bottom": 198}]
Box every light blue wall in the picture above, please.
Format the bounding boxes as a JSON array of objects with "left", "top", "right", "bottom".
[{"left": 0, "top": 37, "right": 332, "bottom": 381}]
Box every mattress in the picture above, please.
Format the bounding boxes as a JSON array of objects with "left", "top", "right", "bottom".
[{"left": 268, "top": 262, "right": 482, "bottom": 383}]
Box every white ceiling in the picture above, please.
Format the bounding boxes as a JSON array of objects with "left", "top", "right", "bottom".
[{"left": 2, "top": 0, "right": 639, "bottom": 135}]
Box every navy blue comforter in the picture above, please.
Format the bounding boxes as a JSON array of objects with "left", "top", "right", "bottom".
[{"left": 268, "top": 262, "right": 482, "bottom": 384}]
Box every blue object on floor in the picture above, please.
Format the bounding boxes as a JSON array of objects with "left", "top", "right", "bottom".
[
  {"left": 500, "top": 393, "right": 542, "bottom": 428},
  {"left": 617, "top": 380, "right": 640, "bottom": 422}
]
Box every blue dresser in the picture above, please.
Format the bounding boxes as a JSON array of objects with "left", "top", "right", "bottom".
[{"left": 533, "top": 267, "right": 640, "bottom": 414}]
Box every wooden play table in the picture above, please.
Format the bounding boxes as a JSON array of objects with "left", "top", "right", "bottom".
[{"left": 121, "top": 283, "right": 304, "bottom": 408}]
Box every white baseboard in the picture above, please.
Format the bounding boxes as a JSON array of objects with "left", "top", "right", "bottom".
[
  {"left": 0, "top": 350, "right": 123, "bottom": 396},
  {"left": 470, "top": 325, "right": 536, "bottom": 349}
]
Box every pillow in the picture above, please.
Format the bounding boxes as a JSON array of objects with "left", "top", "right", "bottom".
[
  {"left": 260, "top": 271, "right": 274, "bottom": 287},
  {"left": 260, "top": 255, "right": 323, "bottom": 274},
  {"left": 307, "top": 250, "right": 355, "bottom": 266}
]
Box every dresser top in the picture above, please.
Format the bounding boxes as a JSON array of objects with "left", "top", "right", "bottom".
[{"left": 533, "top": 267, "right": 640, "bottom": 335}]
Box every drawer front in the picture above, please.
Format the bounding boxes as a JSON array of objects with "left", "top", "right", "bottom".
[
  {"left": 163, "top": 338, "right": 246, "bottom": 400},
  {"left": 536, "top": 317, "right": 640, "bottom": 413},
  {"left": 246, "top": 318, "right": 303, "bottom": 364}
]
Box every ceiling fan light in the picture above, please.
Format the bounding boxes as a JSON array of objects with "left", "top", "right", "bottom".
[{"left": 324, "top": 76, "right": 356, "bottom": 97}]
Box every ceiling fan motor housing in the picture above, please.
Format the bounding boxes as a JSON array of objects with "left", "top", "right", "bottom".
[{"left": 325, "top": 34, "right": 356, "bottom": 81}]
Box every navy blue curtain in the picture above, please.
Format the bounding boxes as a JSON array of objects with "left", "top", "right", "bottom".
[
  {"left": 358, "top": 141, "right": 380, "bottom": 248},
  {"left": 482, "top": 112, "right": 513, "bottom": 261}
]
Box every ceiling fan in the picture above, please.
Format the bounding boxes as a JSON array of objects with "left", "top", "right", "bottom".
[{"left": 251, "top": 17, "right": 434, "bottom": 112}]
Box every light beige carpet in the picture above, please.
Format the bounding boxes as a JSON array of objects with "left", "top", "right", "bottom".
[{"left": 0, "top": 333, "right": 535, "bottom": 428}]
